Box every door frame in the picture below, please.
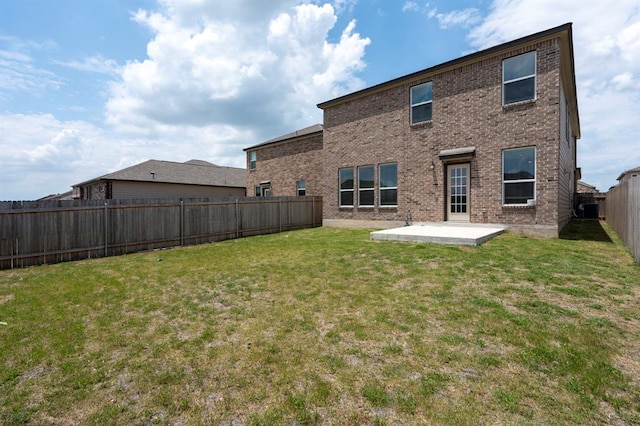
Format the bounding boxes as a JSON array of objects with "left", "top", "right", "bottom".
[{"left": 446, "top": 163, "right": 470, "bottom": 222}]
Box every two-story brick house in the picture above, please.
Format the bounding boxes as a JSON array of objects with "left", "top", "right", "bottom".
[
  {"left": 246, "top": 23, "right": 580, "bottom": 237},
  {"left": 244, "top": 124, "right": 324, "bottom": 198}
]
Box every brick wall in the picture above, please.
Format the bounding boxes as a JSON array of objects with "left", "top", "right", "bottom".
[
  {"left": 246, "top": 133, "right": 324, "bottom": 197},
  {"left": 80, "top": 182, "right": 108, "bottom": 200},
  {"left": 322, "top": 37, "right": 574, "bottom": 236}
]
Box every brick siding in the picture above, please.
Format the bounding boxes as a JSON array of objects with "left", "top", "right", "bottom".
[
  {"left": 246, "top": 133, "right": 323, "bottom": 197},
  {"left": 322, "top": 37, "right": 575, "bottom": 236}
]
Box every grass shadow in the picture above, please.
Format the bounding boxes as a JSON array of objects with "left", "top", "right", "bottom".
[{"left": 560, "top": 219, "right": 613, "bottom": 243}]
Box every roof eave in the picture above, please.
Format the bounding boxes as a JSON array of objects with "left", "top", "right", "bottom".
[
  {"left": 317, "top": 23, "right": 575, "bottom": 110},
  {"left": 243, "top": 125, "right": 323, "bottom": 151}
]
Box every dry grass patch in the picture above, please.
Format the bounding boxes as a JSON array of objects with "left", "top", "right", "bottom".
[{"left": 1, "top": 221, "right": 639, "bottom": 424}]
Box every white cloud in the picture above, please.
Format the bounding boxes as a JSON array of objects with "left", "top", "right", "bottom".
[
  {"left": 0, "top": 114, "right": 102, "bottom": 199},
  {"left": 433, "top": 8, "right": 481, "bottom": 29},
  {"left": 611, "top": 72, "right": 638, "bottom": 91},
  {"left": 0, "top": 1, "right": 370, "bottom": 200},
  {"left": 402, "top": 2, "right": 419, "bottom": 13},
  {"left": 333, "top": 0, "right": 357, "bottom": 14},
  {"left": 464, "top": 0, "right": 640, "bottom": 191},
  {"left": 617, "top": 19, "right": 640, "bottom": 64},
  {"left": 54, "top": 55, "right": 120, "bottom": 75},
  {"left": 0, "top": 113, "right": 253, "bottom": 200},
  {"left": 421, "top": 4, "right": 481, "bottom": 29},
  {"left": 106, "top": 1, "right": 370, "bottom": 141},
  {"left": 156, "top": 0, "right": 295, "bottom": 26},
  {"left": 0, "top": 36, "right": 61, "bottom": 98}
]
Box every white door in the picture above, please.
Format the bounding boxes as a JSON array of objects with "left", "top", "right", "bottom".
[{"left": 447, "top": 164, "right": 470, "bottom": 221}]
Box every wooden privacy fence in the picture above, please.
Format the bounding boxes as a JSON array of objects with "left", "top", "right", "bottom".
[
  {"left": 606, "top": 178, "right": 640, "bottom": 263},
  {"left": 0, "top": 197, "right": 322, "bottom": 270}
]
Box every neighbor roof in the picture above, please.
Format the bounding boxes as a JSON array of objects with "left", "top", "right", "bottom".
[
  {"left": 577, "top": 181, "right": 597, "bottom": 191},
  {"left": 74, "top": 159, "right": 246, "bottom": 188},
  {"left": 617, "top": 167, "right": 640, "bottom": 181},
  {"left": 244, "top": 124, "right": 323, "bottom": 151}
]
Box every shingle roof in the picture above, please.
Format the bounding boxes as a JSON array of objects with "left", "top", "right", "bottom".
[
  {"left": 577, "top": 181, "right": 597, "bottom": 190},
  {"left": 244, "top": 123, "right": 323, "bottom": 151},
  {"left": 74, "top": 159, "right": 246, "bottom": 188}
]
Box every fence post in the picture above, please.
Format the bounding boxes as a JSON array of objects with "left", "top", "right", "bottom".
[
  {"left": 11, "top": 238, "right": 16, "bottom": 269},
  {"left": 104, "top": 202, "right": 108, "bottom": 257},
  {"left": 279, "top": 198, "right": 282, "bottom": 233},
  {"left": 235, "top": 199, "right": 239, "bottom": 239},
  {"left": 180, "top": 200, "right": 185, "bottom": 246}
]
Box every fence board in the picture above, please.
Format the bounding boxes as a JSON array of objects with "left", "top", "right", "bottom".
[
  {"left": 0, "top": 197, "right": 322, "bottom": 269},
  {"left": 606, "top": 179, "right": 640, "bottom": 263}
]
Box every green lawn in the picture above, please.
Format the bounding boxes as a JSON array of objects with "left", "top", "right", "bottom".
[{"left": 1, "top": 220, "right": 639, "bottom": 425}]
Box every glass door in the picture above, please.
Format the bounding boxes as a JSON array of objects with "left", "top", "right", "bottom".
[{"left": 447, "top": 164, "right": 470, "bottom": 221}]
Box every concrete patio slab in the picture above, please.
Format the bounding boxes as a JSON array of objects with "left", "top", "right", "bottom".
[{"left": 370, "top": 223, "right": 505, "bottom": 246}]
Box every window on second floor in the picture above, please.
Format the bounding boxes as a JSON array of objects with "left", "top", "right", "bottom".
[
  {"left": 503, "top": 51, "right": 536, "bottom": 105},
  {"left": 249, "top": 151, "right": 257, "bottom": 170},
  {"left": 410, "top": 82, "right": 433, "bottom": 124}
]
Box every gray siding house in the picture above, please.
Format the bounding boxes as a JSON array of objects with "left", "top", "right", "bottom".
[{"left": 73, "top": 159, "right": 246, "bottom": 200}]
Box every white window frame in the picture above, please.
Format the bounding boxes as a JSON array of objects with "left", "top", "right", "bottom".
[
  {"left": 249, "top": 151, "right": 257, "bottom": 170},
  {"left": 339, "top": 167, "right": 354, "bottom": 207},
  {"left": 358, "top": 165, "right": 375, "bottom": 207},
  {"left": 502, "top": 147, "right": 536, "bottom": 206},
  {"left": 410, "top": 82, "right": 433, "bottom": 125},
  {"left": 379, "top": 163, "right": 398, "bottom": 207},
  {"left": 502, "top": 51, "right": 536, "bottom": 106},
  {"left": 297, "top": 180, "right": 306, "bottom": 196}
]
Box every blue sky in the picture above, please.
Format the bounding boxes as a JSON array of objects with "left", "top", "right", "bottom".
[{"left": 1, "top": 0, "right": 639, "bottom": 200}]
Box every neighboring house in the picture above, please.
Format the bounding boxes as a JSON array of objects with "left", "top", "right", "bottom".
[
  {"left": 37, "top": 191, "right": 74, "bottom": 201},
  {"left": 577, "top": 181, "right": 601, "bottom": 194},
  {"left": 244, "top": 124, "right": 323, "bottom": 197},
  {"left": 616, "top": 167, "right": 640, "bottom": 183},
  {"left": 245, "top": 23, "right": 580, "bottom": 237},
  {"left": 73, "top": 159, "right": 246, "bottom": 200},
  {"left": 575, "top": 181, "right": 605, "bottom": 219}
]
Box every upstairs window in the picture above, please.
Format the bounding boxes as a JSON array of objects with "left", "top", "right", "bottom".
[
  {"left": 379, "top": 163, "right": 398, "bottom": 207},
  {"left": 358, "top": 165, "right": 375, "bottom": 207},
  {"left": 503, "top": 147, "right": 536, "bottom": 205},
  {"left": 249, "top": 151, "right": 257, "bottom": 170},
  {"left": 411, "top": 82, "right": 433, "bottom": 124},
  {"left": 297, "top": 180, "right": 306, "bottom": 196},
  {"left": 339, "top": 168, "right": 354, "bottom": 207},
  {"left": 503, "top": 51, "right": 536, "bottom": 105}
]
